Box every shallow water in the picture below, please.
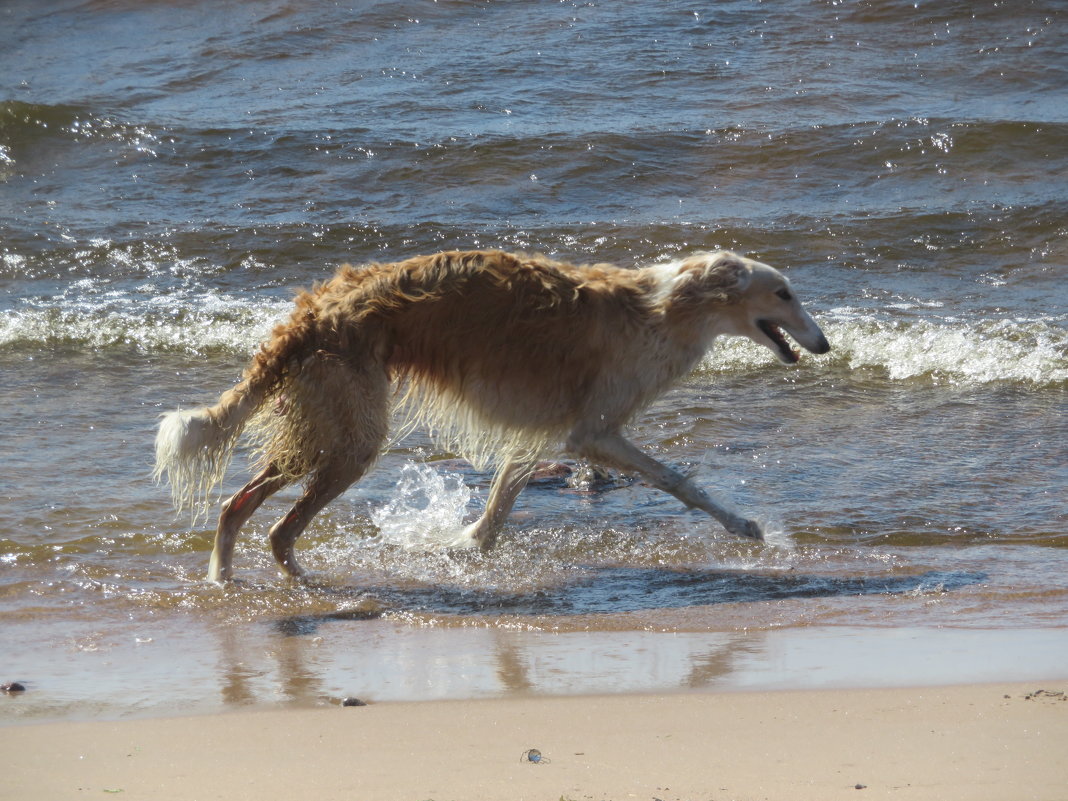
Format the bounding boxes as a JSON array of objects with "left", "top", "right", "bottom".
[{"left": 1, "top": 0, "right": 1066, "bottom": 721}]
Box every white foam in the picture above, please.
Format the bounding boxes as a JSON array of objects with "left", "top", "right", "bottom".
[
  {"left": 829, "top": 313, "right": 1068, "bottom": 384},
  {"left": 0, "top": 290, "right": 289, "bottom": 354},
  {"left": 757, "top": 515, "right": 796, "bottom": 554},
  {"left": 697, "top": 311, "right": 1068, "bottom": 385}
]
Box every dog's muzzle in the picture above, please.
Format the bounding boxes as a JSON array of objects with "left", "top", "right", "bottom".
[{"left": 758, "top": 320, "right": 830, "bottom": 364}]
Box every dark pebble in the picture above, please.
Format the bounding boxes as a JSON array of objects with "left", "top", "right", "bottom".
[
  {"left": 1, "top": 682, "right": 26, "bottom": 693},
  {"left": 341, "top": 696, "right": 367, "bottom": 707},
  {"left": 855, "top": 784, "right": 867, "bottom": 790}
]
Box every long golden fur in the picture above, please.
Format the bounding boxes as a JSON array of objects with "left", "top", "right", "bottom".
[{"left": 155, "top": 249, "right": 830, "bottom": 581}]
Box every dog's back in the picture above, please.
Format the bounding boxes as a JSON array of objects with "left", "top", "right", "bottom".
[{"left": 304, "top": 251, "right": 670, "bottom": 448}]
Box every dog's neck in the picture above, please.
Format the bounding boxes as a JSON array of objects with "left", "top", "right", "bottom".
[
  {"left": 640, "top": 258, "right": 736, "bottom": 351},
  {"left": 641, "top": 258, "right": 689, "bottom": 310}
]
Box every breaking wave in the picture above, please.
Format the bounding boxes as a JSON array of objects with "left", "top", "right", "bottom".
[
  {"left": 702, "top": 311, "right": 1068, "bottom": 386},
  {"left": 2, "top": 287, "right": 1063, "bottom": 387}
]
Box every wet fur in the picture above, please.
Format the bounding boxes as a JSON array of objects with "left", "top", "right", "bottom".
[{"left": 154, "top": 249, "right": 829, "bottom": 581}]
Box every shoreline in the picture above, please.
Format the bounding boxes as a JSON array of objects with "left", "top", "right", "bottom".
[
  {"left": 4, "top": 622, "right": 1068, "bottom": 725},
  {"left": 4, "top": 681, "right": 1066, "bottom": 801}
]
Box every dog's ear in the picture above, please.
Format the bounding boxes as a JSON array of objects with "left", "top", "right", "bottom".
[{"left": 672, "top": 252, "right": 751, "bottom": 307}]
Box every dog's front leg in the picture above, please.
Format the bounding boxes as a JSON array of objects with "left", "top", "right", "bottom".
[
  {"left": 567, "top": 431, "right": 764, "bottom": 542},
  {"left": 454, "top": 457, "right": 537, "bottom": 551}
]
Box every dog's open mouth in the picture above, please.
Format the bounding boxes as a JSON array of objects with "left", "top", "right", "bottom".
[{"left": 758, "top": 320, "right": 800, "bottom": 363}]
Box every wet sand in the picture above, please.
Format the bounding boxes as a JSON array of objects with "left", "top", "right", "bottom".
[{"left": 4, "top": 682, "right": 1066, "bottom": 801}]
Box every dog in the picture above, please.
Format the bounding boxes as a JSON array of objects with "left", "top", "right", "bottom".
[{"left": 154, "top": 249, "right": 830, "bottom": 582}]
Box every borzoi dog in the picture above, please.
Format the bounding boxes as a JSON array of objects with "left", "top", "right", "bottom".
[{"left": 155, "top": 250, "right": 830, "bottom": 582}]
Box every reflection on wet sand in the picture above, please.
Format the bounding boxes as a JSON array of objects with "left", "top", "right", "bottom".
[
  {"left": 196, "top": 564, "right": 994, "bottom": 709},
  {"left": 216, "top": 616, "right": 770, "bottom": 706},
  {"left": 208, "top": 615, "right": 1068, "bottom": 712}
]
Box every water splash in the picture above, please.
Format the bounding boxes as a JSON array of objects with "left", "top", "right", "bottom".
[
  {"left": 368, "top": 462, "right": 481, "bottom": 550},
  {"left": 757, "top": 515, "right": 796, "bottom": 555}
]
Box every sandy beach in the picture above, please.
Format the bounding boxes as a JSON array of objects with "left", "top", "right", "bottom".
[{"left": 4, "top": 682, "right": 1066, "bottom": 801}]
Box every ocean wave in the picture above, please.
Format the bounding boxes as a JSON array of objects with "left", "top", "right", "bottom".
[
  {"left": 0, "top": 291, "right": 287, "bottom": 355},
  {"left": 701, "top": 312, "right": 1068, "bottom": 386},
  {"left": 2, "top": 290, "right": 1064, "bottom": 387},
  {"left": 6, "top": 99, "right": 1065, "bottom": 221},
  {"left": 216, "top": 119, "right": 1068, "bottom": 204}
]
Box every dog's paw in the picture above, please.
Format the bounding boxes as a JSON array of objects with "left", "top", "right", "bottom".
[
  {"left": 445, "top": 524, "right": 481, "bottom": 550},
  {"left": 287, "top": 569, "right": 320, "bottom": 585},
  {"left": 729, "top": 518, "right": 765, "bottom": 542}
]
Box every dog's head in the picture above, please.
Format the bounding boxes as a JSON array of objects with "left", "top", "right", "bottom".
[{"left": 665, "top": 251, "right": 831, "bottom": 364}]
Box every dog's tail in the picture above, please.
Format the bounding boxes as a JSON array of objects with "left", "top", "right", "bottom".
[{"left": 154, "top": 302, "right": 318, "bottom": 515}]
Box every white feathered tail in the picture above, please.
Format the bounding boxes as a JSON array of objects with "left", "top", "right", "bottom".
[
  {"left": 154, "top": 303, "right": 317, "bottom": 516},
  {"left": 153, "top": 387, "right": 264, "bottom": 517},
  {"left": 154, "top": 406, "right": 238, "bottom": 516}
]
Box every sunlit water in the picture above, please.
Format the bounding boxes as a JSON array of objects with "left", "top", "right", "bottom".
[{"left": 1, "top": 0, "right": 1066, "bottom": 721}]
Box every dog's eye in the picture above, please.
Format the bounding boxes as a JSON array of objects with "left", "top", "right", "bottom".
[{"left": 776, "top": 288, "right": 793, "bottom": 301}]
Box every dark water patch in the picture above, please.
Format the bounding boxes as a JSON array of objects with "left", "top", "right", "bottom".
[
  {"left": 799, "top": 527, "right": 1068, "bottom": 550},
  {"left": 258, "top": 567, "right": 984, "bottom": 637},
  {"left": 0, "top": 100, "right": 149, "bottom": 151},
  {"left": 271, "top": 606, "right": 385, "bottom": 638},
  {"left": 0, "top": 99, "right": 164, "bottom": 183},
  {"left": 380, "top": 567, "right": 983, "bottom": 621}
]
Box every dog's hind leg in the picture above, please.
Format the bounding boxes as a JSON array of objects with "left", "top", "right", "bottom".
[
  {"left": 267, "top": 364, "right": 390, "bottom": 577},
  {"left": 567, "top": 431, "right": 764, "bottom": 541},
  {"left": 456, "top": 457, "right": 538, "bottom": 552},
  {"left": 209, "top": 463, "right": 290, "bottom": 583},
  {"left": 266, "top": 456, "right": 375, "bottom": 577}
]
